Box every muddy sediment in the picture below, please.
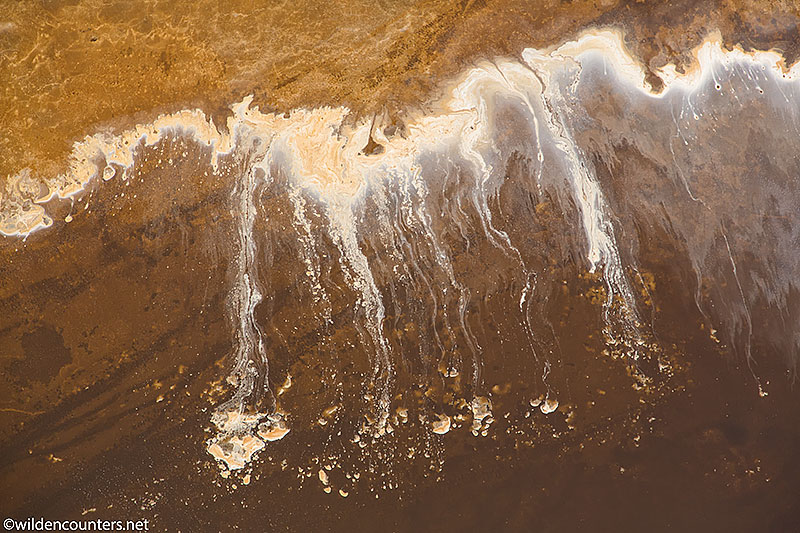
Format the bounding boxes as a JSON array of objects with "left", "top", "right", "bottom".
[{"left": 1, "top": 2, "right": 800, "bottom": 531}]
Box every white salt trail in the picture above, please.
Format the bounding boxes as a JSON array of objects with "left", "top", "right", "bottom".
[
  {"left": 288, "top": 184, "right": 332, "bottom": 318},
  {"left": 395, "top": 165, "right": 480, "bottom": 382},
  {"left": 326, "top": 197, "right": 394, "bottom": 434}
]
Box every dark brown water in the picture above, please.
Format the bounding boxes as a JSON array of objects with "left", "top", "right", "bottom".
[{"left": 2, "top": 6, "right": 800, "bottom": 533}]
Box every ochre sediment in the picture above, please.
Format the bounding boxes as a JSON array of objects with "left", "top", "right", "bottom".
[
  {"left": 1, "top": 0, "right": 798, "bottom": 181},
  {"left": 3, "top": 2, "right": 800, "bottom": 528}
]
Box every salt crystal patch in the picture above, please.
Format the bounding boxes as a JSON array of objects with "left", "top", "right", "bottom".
[
  {"left": 540, "top": 397, "right": 559, "bottom": 414},
  {"left": 207, "top": 434, "right": 264, "bottom": 471},
  {"left": 257, "top": 413, "right": 291, "bottom": 441},
  {"left": 432, "top": 414, "right": 451, "bottom": 435}
]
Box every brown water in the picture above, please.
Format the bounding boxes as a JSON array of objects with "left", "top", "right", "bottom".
[{"left": 2, "top": 2, "right": 800, "bottom": 532}]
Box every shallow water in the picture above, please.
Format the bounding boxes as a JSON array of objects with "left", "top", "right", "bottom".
[{"left": 2, "top": 9, "right": 800, "bottom": 533}]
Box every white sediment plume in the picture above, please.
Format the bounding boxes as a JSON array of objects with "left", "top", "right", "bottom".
[
  {"left": 1, "top": 109, "right": 235, "bottom": 236},
  {"left": 207, "top": 132, "right": 273, "bottom": 467},
  {"left": 7, "top": 27, "right": 800, "bottom": 470},
  {"left": 544, "top": 29, "right": 800, "bottom": 96},
  {"left": 4, "top": 29, "right": 798, "bottom": 238},
  {"left": 1, "top": 169, "right": 53, "bottom": 237}
]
